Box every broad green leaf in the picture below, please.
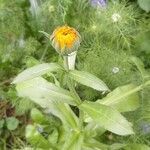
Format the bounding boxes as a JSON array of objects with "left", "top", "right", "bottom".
[
  {"left": 6, "top": 117, "right": 19, "bottom": 131},
  {"left": 125, "top": 144, "right": 150, "bottom": 150},
  {"left": 16, "top": 77, "right": 76, "bottom": 106},
  {"left": 26, "top": 125, "right": 52, "bottom": 149},
  {"left": 51, "top": 102, "right": 79, "bottom": 129},
  {"left": 97, "top": 84, "right": 140, "bottom": 112},
  {"left": 31, "top": 108, "right": 49, "bottom": 124},
  {"left": 69, "top": 70, "right": 109, "bottom": 92},
  {"left": 62, "top": 130, "right": 83, "bottom": 150},
  {"left": 79, "top": 101, "right": 134, "bottom": 136},
  {"left": 13, "top": 63, "right": 62, "bottom": 84},
  {"left": 16, "top": 77, "right": 79, "bottom": 129},
  {"left": 138, "top": 0, "right": 150, "bottom": 12}
]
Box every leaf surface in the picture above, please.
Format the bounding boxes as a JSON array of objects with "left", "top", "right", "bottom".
[
  {"left": 13, "top": 63, "right": 62, "bottom": 84},
  {"left": 79, "top": 101, "right": 134, "bottom": 136},
  {"left": 69, "top": 70, "right": 109, "bottom": 92},
  {"left": 97, "top": 84, "right": 140, "bottom": 112}
]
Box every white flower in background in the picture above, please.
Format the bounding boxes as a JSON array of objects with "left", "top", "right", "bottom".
[
  {"left": 49, "top": 5, "right": 55, "bottom": 12},
  {"left": 36, "top": 126, "right": 44, "bottom": 133},
  {"left": 91, "top": 25, "right": 97, "bottom": 30},
  {"left": 112, "top": 67, "right": 120, "bottom": 74},
  {"left": 111, "top": 13, "right": 121, "bottom": 23}
]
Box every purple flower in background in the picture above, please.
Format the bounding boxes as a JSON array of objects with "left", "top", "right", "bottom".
[{"left": 90, "top": 0, "right": 107, "bottom": 8}]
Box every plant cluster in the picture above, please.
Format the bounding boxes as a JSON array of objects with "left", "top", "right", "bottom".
[{"left": 0, "top": 0, "right": 150, "bottom": 149}]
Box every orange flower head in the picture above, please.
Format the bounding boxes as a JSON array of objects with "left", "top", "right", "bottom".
[{"left": 50, "top": 26, "right": 81, "bottom": 55}]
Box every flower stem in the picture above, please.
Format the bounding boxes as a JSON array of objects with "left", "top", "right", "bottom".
[
  {"left": 63, "top": 55, "right": 69, "bottom": 71},
  {"left": 63, "top": 56, "right": 84, "bottom": 129}
]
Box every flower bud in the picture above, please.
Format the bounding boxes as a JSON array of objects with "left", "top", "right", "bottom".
[{"left": 50, "top": 26, "right": 81, "bottom": 55}]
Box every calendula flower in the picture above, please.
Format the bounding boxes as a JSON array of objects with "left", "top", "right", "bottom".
[{"left": 50, "top": 26, "right": 81, "bottom": 55}]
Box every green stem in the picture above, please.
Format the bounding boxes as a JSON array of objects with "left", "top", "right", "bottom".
[
  {"left": 64, "top": 55, "right": 81, "bottom": 104},
  {"left": 67, "top": 80, "right": 81, "bottom": 105},
  {"left": 40, "top": 42, "right": 50, "bottom": 62},
  {"left": 67, "top": 78, "right": 84, "bottom": 129},
  {"left": 63, "top": 56, "right": 84, "bottom": 129}
]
